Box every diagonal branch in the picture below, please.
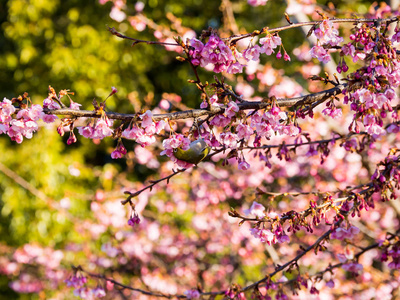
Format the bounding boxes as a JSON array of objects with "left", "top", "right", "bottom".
[
  {"left": 240, "top": 222, "right": 340, "bottom": 293},
  {"left": 122, "top": 168, "right": 186, "bottom": 203}
]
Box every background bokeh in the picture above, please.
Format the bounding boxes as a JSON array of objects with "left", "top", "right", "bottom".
[{"left": 0, "top": 0, "right": 392, "bottom": 299}]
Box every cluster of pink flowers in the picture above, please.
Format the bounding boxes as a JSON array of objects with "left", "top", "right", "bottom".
[
  {"left": 391, "top": 27, "right": 400, "bottom": 44},
  {"left": 341, "top": 28, "right": 400, "bottom": 137},
  {"left": 160, "top": 95, "right": 301, "bottom": 169},
  {"left": 381, "top": 242, "right": 400, "bottom": 270},
  {"left": 310, "top": 19, "right": 343, "bottom": 63},
  {"left": 249, "top": 225, "right": 290, "bottom": 245},
  {"left": 165, "top": 98, "right": 300, "bottom": 169},
  {"left": 0, "top": 98, "right": 58, "bottom": 144},
  {"left": 65, "top": 274, "right": 106, "bottom": 299},
  {"left": 250, "top": 105, "right": 300, "bottom": 139},
  {"left": 309, "top": 45, "right": 331, "bottom": 64},
  {"left": 188, "top": 32, "right": 286, "bottom": 75},
  {"left": 336, "top": 24, "right": 378, "bottom": 72},
  {"left": 314, "top": 19, "right": 344, "bottom": 47},
  {"left": 184, "top": 289, "right": 201, "bottom": 299},
  {"left": 244, "top": 201, "right": 266, "bottom": 218},
  {"left": 55, "top": 87, "right": 121, "bottom": 146},
  {"left": 342, "top": 42, "right": 367, "bottom": 63},
  {"left": 337, "top": 251, "right": 364, "bottom": 275},
  {"left": 188, "top": 35, "right": 243, "bottom": 74},
  {"left": 347, "top": 88, "right": 397, "bottom": 137},
  {"left": 65, "top": 274, "right": 87, "bottom": 288},
  {"left": 78, "top": 116, "right": 114, "bottom": 140},
  {"left": 74, "top": 287, "right": 106, "bottom": 299},
  {"left": 111, "top": 142, "right": 127, "bottom": 159},
  {"left": 127, "top": 212, "right": 141, "bottom": 227},
  {"left": 331, "top": 225, "right": 360, "bottom": 240},
  {"left": 351, "top": 88, "right": 395, "bottom": 110},
  {"left": 341, "top": 262, "right": 364, "bottom": 274},
  {"left": 121, "top": 110, "right": 166, "bottom": 147},
  {"left": 244, "top": 202, "right": 290, "bottom": 244},
  {"left": 322, "top": 101, "right": 343, "bottom": 120},
  {"left": 259, "top": 34, "right": 282, "bottom": 56}
]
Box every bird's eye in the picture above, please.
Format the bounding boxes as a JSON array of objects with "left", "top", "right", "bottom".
[{"left": 173, "top": 148, "right": 178, "bottom": 152}]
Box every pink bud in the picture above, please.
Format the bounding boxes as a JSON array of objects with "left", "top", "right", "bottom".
[
  {"left": 110, "top": 86, "right": 118, "bottom": 96},
  {"left": 283, "top": 52, "right": 290, "bottom": 61},
  {"left": 67, "top": 132, "right": 77, "bottom": 144}
]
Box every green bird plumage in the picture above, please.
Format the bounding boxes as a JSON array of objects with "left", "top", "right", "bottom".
[{"left": 173, "top": 139, "right": 210, "bottom": 165}]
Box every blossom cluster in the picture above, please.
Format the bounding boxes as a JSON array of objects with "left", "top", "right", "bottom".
[
  {"left": 381, "top": 240, "right": 400, "bottom": 270},
  {"left": 330, "top": 224, "right": 360, "bottom": 240},
  {"left": 337, "top": 252, "right": 364, "bottom": 275},
  {"left": 77, "top": 116, "right": 114, "bottom": 141},
  {"left": 309, "top": 19, "right": 344, "bottom": 63},
  {"left": 188, "top": 34, "right": 243, "bottom": 74},
  {"left": 121, "top": 110, "right": 166, "bottom": 147},
  {"left": 344, "top": 30, "right": 400, "bottom": 137},
  {"left": 65, "top": 274, "right": 106, "bottom": 299},
  {"left": 244, "top": 201, "right": 290, "bottom": 245},
  {"left": 187, "top": 32, "right": 284, "bottom": 74},
  {"left": 0, "top": 97, "right": 54, "bottom": 144}
]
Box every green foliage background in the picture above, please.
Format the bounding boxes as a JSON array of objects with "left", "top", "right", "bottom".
[{"left": 0, "top": 0, "right": 377, "bottom": 298}]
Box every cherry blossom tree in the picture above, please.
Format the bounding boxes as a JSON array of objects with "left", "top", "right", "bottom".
[{"left": 1, "top": 0, "right": 400, "bottom": 299}]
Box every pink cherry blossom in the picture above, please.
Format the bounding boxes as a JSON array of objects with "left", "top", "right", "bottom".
[
  {"left": 242, "top": 45, "right": 262, "bottom": 61},
  {"left": 244, "top": 201, "right": 266, "bottom": 218},
  {"left": 309, "top": 45, "right": 331, "bottom": 63},
  {"left": 247, "top": 0, "right": 268, "bottom": 6},
  {"left": 259, "top": 34, "right": 281, "bottom": 55},
  {"left": 140, "top": 110, "right": 154, "bottom": 128}
]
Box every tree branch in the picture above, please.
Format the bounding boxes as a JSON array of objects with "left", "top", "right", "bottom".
[
  {"left": 43, "top": 84, "right": 347, "bottom": 122},
  {"left": 227, "top": 16, "right": 399, "bottom": 45}
]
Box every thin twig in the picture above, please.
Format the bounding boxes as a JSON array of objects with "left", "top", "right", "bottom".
[
  {"left": 122, "top": 168, "right": 186, "bottom": 202},
  {"left": 227, "top": 17, "right": 399, "bottom": 45},
  {"left": 82, "top": 269, "right": 186, "bottom": 299}
]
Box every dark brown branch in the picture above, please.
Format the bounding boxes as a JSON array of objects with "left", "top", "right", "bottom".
[{"left": 43, "top": 84, "right": 347, "bottom": 122}]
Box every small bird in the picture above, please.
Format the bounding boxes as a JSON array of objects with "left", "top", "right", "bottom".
[{"left": 173, "top": 139, "right": 210, "bottom": 165}]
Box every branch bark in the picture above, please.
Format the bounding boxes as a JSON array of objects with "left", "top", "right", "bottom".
[{"left": 43, "top": 84, "right": 347, "bottom": 122}]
